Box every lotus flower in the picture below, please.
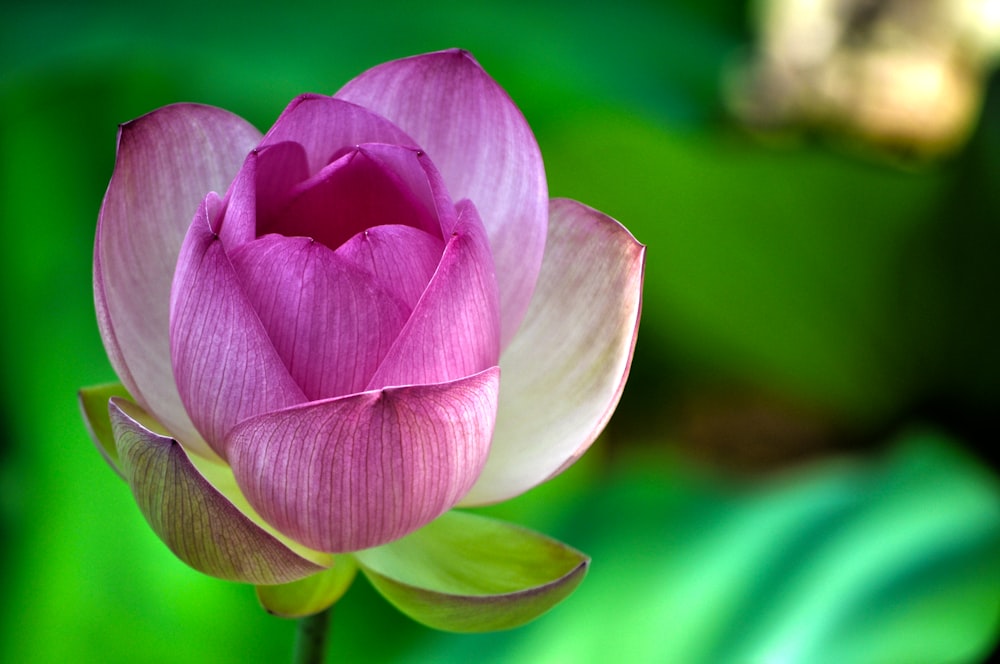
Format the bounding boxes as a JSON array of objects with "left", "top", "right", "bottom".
[{"left": 79, "top": 49, "right": 644, "bottom": 631}]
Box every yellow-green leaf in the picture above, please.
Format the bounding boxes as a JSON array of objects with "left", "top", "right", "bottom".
[
  {"left": 355, "top": 511, "right": 588, "bottom": 632},
  {"left": 257, "top": 556, "right": 358, "bottom": 618}
]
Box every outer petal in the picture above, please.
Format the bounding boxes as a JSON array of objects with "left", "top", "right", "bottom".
[
  {"left": 337, "top": 50, "right": 548, "bottom": 348},
  {"left": 170, "top": 194, "right": 306, "bottom": 457},
  {"left": 225, "top": 367, "right": 500, "bottom": 553},
  {"left": 258, "top": 94, "right": 417, "bottom": 176},
  {"left": 461, "top": 199, "right": 645, "bottom": 506},
  {"left": 354, "top": 511, "right": 589, "bottom": 632},
  {"left": 95, "top": 103, "right": 261, "bottom": 456},
  {"left": 366, "top": 200, "right": 500, "bottom": 389},
  {"left": 109, "top": 398, "right": 326, "bottom": 584}
]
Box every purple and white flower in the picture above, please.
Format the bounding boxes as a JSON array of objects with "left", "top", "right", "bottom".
[{"left": 80, "top": 50, "right": 644, "bottom": 630}]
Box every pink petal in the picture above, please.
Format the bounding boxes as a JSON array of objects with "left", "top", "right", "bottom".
[
  {"left": 95, "top": 103, "right": 261, "bottom": 457},
  {"left": 217, "top": 141, "right": 310, "bottom": 251},
  {"left": 333, "top": 142, "right": 459, "bottom": 237},
  {"left": 335, "top": 224, "right": 445, "bottom": 310},
  {"left": 461, "top": 199, "right": 645, "bottom": 506},
  {"left": 337, "top": 50, "right": 548, "bottom": 349},
  {"left": 261, "top": 144, "right": 443, "bottom": 251},
  {"left": 229, "top": 234, "right": 411, "bottom": 400},
  {"left": 258, "top": 94, "right": 417, "bottom": 176},
  {"left": 366, "top": 200, "right": 500, "bottom": 390},
  {"left": 225, "top": 367, "right": 501, "bottom": 553},
  {"left": 170, "top": 195, "right": 306, "bottom": 457},
  {"left": 109, "top": 397, "right": 328, "bottom": 584}
]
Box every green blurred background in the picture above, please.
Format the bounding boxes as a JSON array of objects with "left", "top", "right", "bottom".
[{"left": 2, "top": 0, "right": 999, "bottom": 661}]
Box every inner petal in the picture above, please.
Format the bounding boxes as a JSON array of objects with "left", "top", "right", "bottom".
[
  {"left": 230, "top": 234, "right": 411, "bottom": 400},
  {"left": 366, "top": 199, "right": 501, "bottom": 390},
  {"left": 335, "top": 224, "right": 445, "bottom": 311},
  {"left": 259, "top": 144, "right": 441, "bottom": 251},
  {"left": 218, "top": 141, "right": 310, "bottom": 252}
]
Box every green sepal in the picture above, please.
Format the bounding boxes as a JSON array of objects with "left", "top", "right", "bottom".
[
  {"left": 78, "top": 382, "right": 132, "bottom": 477},
  {"left": 355, "top": 511, "right": 589, "bottom": 633},
  {"left": 110, "top": 397, "right": 328, "bottom": 584},
  {"left": 256, "top": 555, "right": 359, "bottom": 618}
]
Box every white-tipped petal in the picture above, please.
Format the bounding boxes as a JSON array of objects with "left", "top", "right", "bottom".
[
  {"left": 95, "top": 104, "right": 261, "bottom": 457},
  {"left": 462, "top": 199, "right": 644, "bottom": 505}
]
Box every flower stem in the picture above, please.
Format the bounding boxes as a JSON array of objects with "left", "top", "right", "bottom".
[{"left": 293, "top": 607, "right": 332, "bottom": 664}]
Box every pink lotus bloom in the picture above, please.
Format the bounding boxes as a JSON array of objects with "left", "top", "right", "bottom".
[{"left": 80, "top": 50, "right": 644, "bottom": 630}]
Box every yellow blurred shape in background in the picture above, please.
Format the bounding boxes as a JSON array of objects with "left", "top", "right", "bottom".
[{"left": 730, "top": 0, "right": 1000, "bottom": 156}]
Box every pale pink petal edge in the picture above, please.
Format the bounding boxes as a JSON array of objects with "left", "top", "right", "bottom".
[
  {"left": 95, "top": 103, "right": 262, "bottom": 458},
  {"left": 461, "top": 199, "right": 645, "bottom": 505}
]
